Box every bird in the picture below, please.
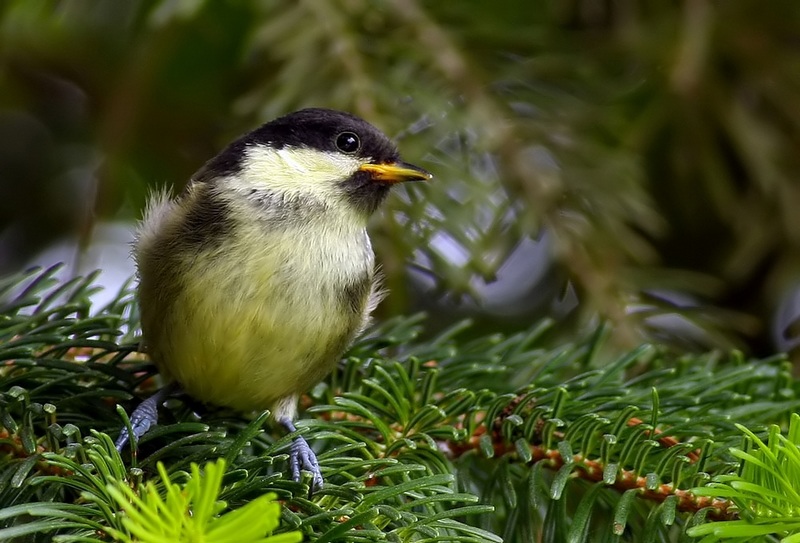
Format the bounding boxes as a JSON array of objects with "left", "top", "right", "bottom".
[{"left": 115, "top": 108, "right": 432, "bottom": 492}]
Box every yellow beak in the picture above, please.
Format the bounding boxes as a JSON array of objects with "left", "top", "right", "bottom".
[{"left": 358, "top": 161, "right": 433, "bottom": 184}]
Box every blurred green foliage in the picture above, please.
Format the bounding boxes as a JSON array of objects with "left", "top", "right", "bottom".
[{"left": 1, "top": 0, "right": 800, "bottom": 356}]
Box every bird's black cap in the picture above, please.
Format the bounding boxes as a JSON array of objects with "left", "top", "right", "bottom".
[{"left": 252, "top": 108, "right": 400, "bottom": 162}]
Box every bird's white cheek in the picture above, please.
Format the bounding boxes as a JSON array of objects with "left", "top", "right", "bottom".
[{"left": 239, "top": 146, "right": 365, "bottom": 202}]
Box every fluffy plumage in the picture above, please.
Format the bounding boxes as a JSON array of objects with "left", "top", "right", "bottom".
[{"left": 124, "top": 109, "right": 430, "bottom": 490}]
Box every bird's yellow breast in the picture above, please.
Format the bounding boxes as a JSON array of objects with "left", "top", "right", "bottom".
[{"left": 137, "top": 192, "right": 375, "bottom": 412}]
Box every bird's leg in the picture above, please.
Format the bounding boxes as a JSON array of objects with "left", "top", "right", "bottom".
[
  {"left": 279, "top": 417, "right": 323, "bottom": 493},
  {"left": 115, "top": 382, "right": 181, "bottom": 451}
]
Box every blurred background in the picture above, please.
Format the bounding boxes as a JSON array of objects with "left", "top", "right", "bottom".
[{"left": 2, "top": 0, "right": 800, "bottom": 359}]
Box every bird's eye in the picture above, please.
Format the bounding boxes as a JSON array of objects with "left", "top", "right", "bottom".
[{"left": 336, "top": 132, "right": 361, "bottom": 154}]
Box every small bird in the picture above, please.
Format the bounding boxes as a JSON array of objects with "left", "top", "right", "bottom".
[{"left": 116, "top": 108, "right": 431, "bottom": 491}]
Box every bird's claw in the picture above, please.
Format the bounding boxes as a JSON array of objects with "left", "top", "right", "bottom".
[
  {"left": 289, "top": 435, "right": 323, "bottom": 494},
  {"left": 115, "top": 397, "right": 160, "bottom": 451},
  {"left": 115, "top": 384, "right": 181, "bottom": 451}
]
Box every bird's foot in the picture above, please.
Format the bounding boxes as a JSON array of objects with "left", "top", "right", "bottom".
[
  {"left": 289, "top": 435, "right": 324, "bottom": 494},
  {"left": 115, "top": 383, "right": 179, "bottom": 451}
]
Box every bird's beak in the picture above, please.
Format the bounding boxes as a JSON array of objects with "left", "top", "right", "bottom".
[{"left": 358, "top": 161, "right": 433, "bottom": 184}]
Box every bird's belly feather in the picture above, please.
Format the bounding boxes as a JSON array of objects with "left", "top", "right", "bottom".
[{"left": 139, "top": 223, "right": 373, "bottom": 411}]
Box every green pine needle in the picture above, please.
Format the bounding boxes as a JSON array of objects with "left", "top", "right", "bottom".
[
  {"left": 105, "top": 459, "right": 302, "bottom": 543},
  {"left": 688, "top": 413, "right": 800, "bottom": 541}
]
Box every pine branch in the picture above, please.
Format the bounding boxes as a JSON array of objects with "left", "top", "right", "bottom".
[{"left": 2, "top": 268, "right": 800, "bottom": 541}]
